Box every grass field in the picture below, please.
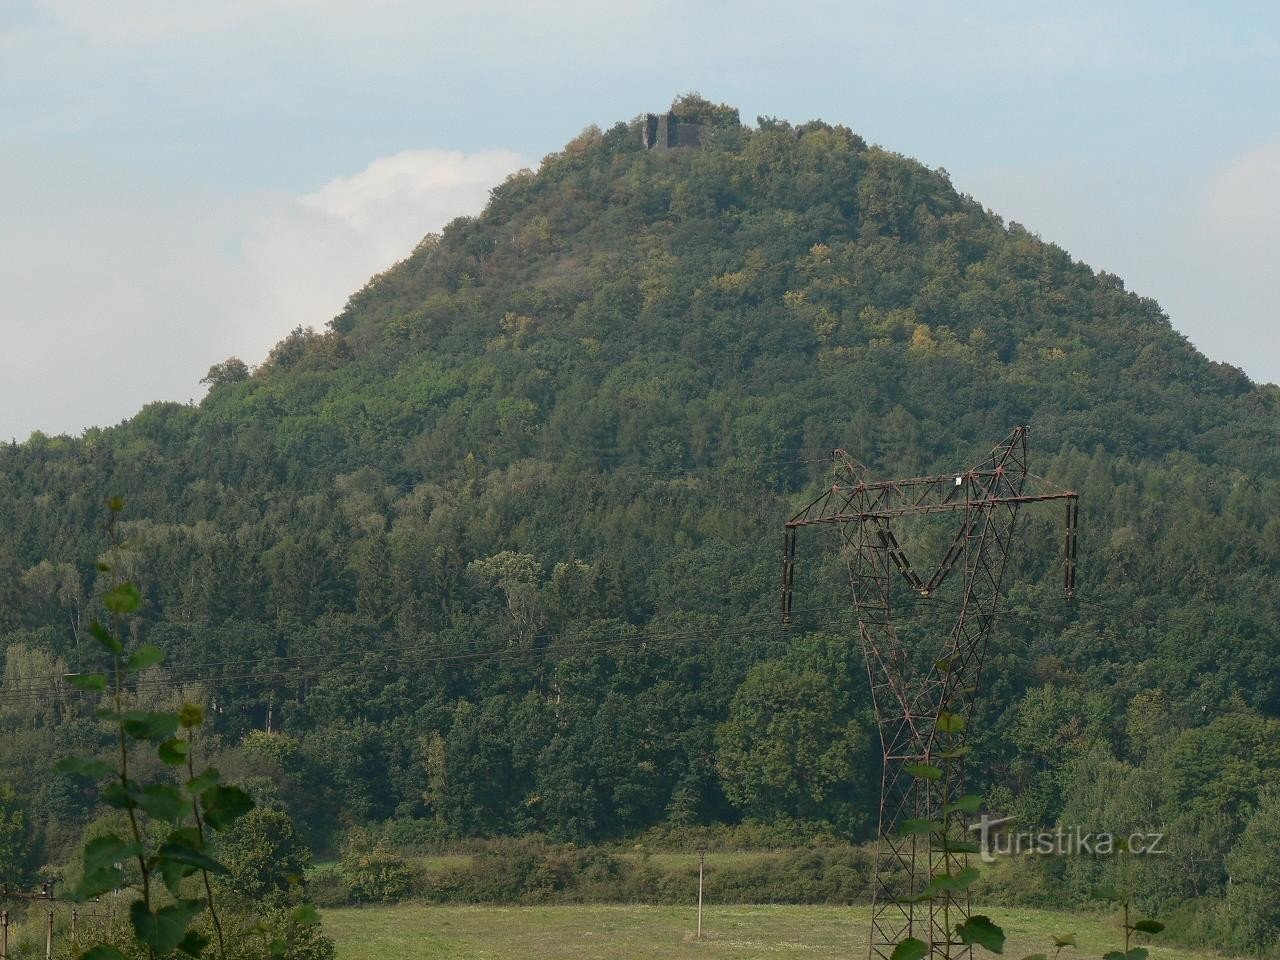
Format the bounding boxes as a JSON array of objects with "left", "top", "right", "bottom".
[{"left": 323, "top": 904, "right": 1224, "bottom": 960}]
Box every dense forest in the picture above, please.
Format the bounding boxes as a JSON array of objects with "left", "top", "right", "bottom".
[{"left": 2, "top": 96, "right": 1278, "bottom": 952}]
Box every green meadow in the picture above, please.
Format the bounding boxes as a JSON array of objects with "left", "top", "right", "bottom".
[{"left": 323, "top": 904, "right": 1223, "bottom": 960}]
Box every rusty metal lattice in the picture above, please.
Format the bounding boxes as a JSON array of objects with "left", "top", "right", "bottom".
[{"left": 782, "top": 427, "right": 1078, "bottom": 960}]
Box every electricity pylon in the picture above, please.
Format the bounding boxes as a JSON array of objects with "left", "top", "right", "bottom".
[{"left": 781, "top": 427, "right": 1078, "bottom": 960}]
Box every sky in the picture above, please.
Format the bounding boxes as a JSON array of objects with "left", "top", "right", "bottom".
[{"left": 1, "top": 1, "right": 1277, "bottom": 440}]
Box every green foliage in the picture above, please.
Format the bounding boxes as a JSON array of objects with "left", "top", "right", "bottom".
[
  {"left": 0, "top": 100, "right": 1277, "bottom": 954},
  {"left": 1163, "top": 710, "right": 1280, "bottom": 824},
  {"left": 890, "top": 939, "right": 928, "bottom": 960},
  {"left": 219, "top": 906, "right": 334, "bottom": 960},
  {"left": 715, "top": 643, "right": 872, "bottom": 830},
  {"left": 337, "top": 830, "right": 414, "bottom": 903},
  {"left": 51, "top": 501, "right": 331, "bottom": 960},
  {"left": 201, "top": 358, "right": 251, "bottom": 388},
  {"left": 1223, "top": 788, "right": 1280, "bottom": 954},
  {"left": 888, "top": 717, "right": 1006, "bottom": 956},
  {"left": 0, "top": 780, "right": 26, "bottom": 883},
  {"left": 214, "top": 806, "right": 311, "bottom": 908},
  {"left": 956, "top": 914, "right": 1005, "bottom": 953}
]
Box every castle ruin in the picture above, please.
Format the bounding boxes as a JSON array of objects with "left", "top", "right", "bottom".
[{"left": 642, "top": 111, "right": 703, "bottom": 150}]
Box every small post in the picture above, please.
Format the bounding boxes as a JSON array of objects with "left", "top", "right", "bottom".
[
  {"left": 71, "top": 908, "right": 77, "bottom": 940},
  {"left": 696, "top": 847, "right": 706, "bottom": 941},
  {"left": 46, "top": 908, "right": 54, "bottom": 960},
  {"left": 2, "top": 908, "right": 9, "bottom": 960}
]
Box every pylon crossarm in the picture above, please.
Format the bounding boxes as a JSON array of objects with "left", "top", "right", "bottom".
[
  {"left": 788, "top": 426, "right": 1075, "bottom": 528},
  {"left": 786, "top": 491, "right": 1074, "bottom": 526}
]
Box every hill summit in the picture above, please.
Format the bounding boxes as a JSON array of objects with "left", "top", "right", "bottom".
[{"left": 1, "top": 99, "right": 1278, "bottom": 925}]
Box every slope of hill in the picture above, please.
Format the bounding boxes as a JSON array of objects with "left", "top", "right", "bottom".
[{"left": 1, "top": 95, "right": 1277, "bottom": 950}]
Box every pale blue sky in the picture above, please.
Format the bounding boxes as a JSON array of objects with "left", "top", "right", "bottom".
[{"left": 2, "top": 2, "right": 1278, "bottom": 438}]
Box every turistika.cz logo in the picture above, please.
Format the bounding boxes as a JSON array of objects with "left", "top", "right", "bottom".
[{"left": 968, "top": 815, "right": 1167, "bottom": 864}]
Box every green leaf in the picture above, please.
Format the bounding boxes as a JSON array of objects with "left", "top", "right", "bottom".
[
  {"left": 925, "top": 866, "right": 982, "bottom": 896},
  {"left": 1052, "top": 934, "right": 1077, "bottom": 948},
  {"left": 85, "top": 833, "right": 143, "bottom": 874},
  {"left": 900, "top": 818, "right": 942, "bottom": 835},
  {"left": 177, "top": 930, "right": 211, "bottom": 957},
  {"left": 179, "top": 702, "right": 205, "bottom": 728},
  {"left": 201, "top": 783, "right": 254, "bottom": 830},
  {"left": 130, "top": 898, "right": 203, "bottom": 953},
  {"left": 936, "top": 711, "right": 967, "bottom": 733},
  {"left": 1131, "top": 920, "right": 1164, "bottom": 934},
  {"left": 122, "top": 710, "right": 180, "bottom": 742},
  {"left": 55, "top": 756, "right": 114, "bottom": 780},
  {"left": 890, "top": 939, "right": 929, "bottom": 960},
  {"left": 106, "top": 495, "right": 125, "bottom": 513},
  {"left": 89, "top": 618, "right": 122, "bottom": 655},
  {"left": 186, "top": 767, "right": 220, "bottom": 795},
  {"left": 1090, "top": 886, "right": 1123, "bottom": 902},
  {"left": 157, "top": 828, "right": 204, "bottom": 883},
  {"left": 950, "top": 865, "right": 982, "bottom": 890},
  {"left": 105, "top": 780, "right": 187, "bottom": 821},
  {"left": 75, "top": 865, "right": 123, "bottom": 900},
  {"left": 159, "top": 738, "right": 191, "bottom": 766},
  {"left": 66, "top": 672, "right": 107, "bottom": 691},
  {"left": 940, "top": 745, "right": 971, "bottom": 759},
  {"left": 931, "top": 839, "right": 981, "bottom": 854},
  {"left": 101, "top": 782, "right": 136, "bottom": 810},
  {"left": 944, "top": 794, "right": 983, "bottom": 815},
  {"left": 126, "top": 643, "right": 164, "bottom": 672},
  {"left": 159, "top": 856, "right": 196, "bottom": 897},
  {"left": 904, "top": 763, "right": 942, "bottom": 780},
  {"left": 131, "top": 783, "right": 187, "bottom": 822},
  {"left": 79, "top": 947, "right": 130, "bottom": 960},
  {"left": 160, "top": 841, "right": 229, "bottom": 875},
  {"left": 291, "top": 903, "right": 320, "bottom": 927},
  {"left": 104, "top": 582, "right": 142, "bottom": 615},
  {"left": 956, "top": 914, "right": 1005, "bottom": 954}
]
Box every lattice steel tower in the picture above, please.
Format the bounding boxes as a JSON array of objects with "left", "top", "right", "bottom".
[{"left": 781, "top": 427, "right": 1078, "bottom": 960}]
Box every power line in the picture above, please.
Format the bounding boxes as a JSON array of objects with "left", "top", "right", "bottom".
[
  {"left": 0, "top": 591, "right": 1223, "bottom": 708},
  {"left": 5, "top": 598, "right": 1023, "bottom": 707},
  {"left": 0, "top": 611, "right": 862, "bottom": 706}
]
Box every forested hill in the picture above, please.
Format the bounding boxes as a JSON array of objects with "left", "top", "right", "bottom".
[{"left": 2, "top": 96, "right": 1279, "bottom": 910}]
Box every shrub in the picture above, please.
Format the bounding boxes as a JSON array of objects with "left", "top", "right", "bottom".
[{"left": 338, "top": 830, "right": 415, "bottom": 903}]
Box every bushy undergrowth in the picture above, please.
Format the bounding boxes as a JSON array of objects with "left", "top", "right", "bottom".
[{"left": 308, "top": 837, "right": 874, "bottom": 908}]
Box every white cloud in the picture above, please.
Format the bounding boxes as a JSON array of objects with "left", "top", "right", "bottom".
[
  {"left": 0, "top": 147, "right": 525, "bottom": 440},
  {"left": 240, "top": 148, "right": 526, "bottom": 351}
]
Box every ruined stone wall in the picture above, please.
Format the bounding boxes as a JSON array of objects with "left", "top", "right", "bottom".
[{"left": 642, "top": 111, "right": 703, "bottom": 151}]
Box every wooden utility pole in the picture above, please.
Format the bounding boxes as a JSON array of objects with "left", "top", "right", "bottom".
[
  {"left": 1, "top": 880, "right": 64, "bottom": 960},
  {"left": 696, "top": 847, "right": 706, "bottom": 941}
]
